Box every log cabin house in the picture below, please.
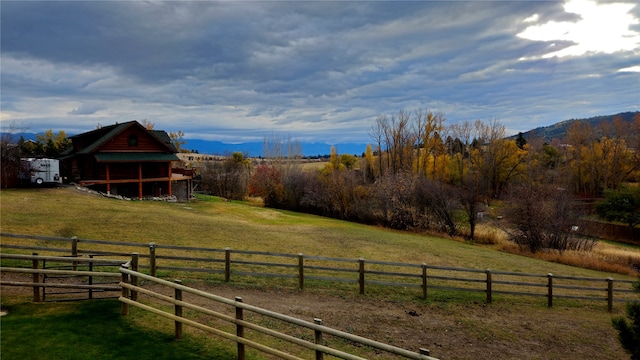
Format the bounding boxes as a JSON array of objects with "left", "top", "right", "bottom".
[{"left": 61, "top": 121, "right": 192, "bottom": 200}]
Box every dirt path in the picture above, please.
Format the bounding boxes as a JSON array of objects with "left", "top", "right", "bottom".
[
  {"left": 160, "top": 282, "right": 628, "bottom": 360},
  {"left": 1, "top": 277, "right": 629, "bottom": 360}
]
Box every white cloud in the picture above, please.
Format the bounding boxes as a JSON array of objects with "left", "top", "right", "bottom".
[
  {"left": 618, "top": 65, "right": 640, "bottom": 72},
  {"left": 518, "top": 0, "right": 640, "bottom": 58}
]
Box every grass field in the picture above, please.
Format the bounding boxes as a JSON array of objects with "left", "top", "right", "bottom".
[
  {"left": 1, "top": 186, "right": 639, "bottom": 360},
  {"left": 1, "top": 186, "right": 637, "bottom": 279}
]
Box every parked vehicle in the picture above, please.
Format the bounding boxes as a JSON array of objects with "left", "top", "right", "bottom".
[{"left": 19, "top": 158, "right": 61, "bottom": 186}]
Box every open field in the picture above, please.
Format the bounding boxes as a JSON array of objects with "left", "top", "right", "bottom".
[
  {"left": 1, "top": 186, "right": 639, "bottom": 359},
  {"left": 2, "top": 186, "right": 638, "bottom": 277}
]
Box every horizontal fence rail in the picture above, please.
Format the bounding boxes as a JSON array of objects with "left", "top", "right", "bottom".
[
  {"left": 1, "top": 232, "right": 638, "bottom": 311},
  {"left": 118, "top": 267, "right": 439, "bottom": 360},
  {"left": 0, "top": 252, "right": 132, "bottom": 302}
]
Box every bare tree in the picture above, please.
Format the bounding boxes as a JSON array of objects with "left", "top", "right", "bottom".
[
  {"left": 169, "top": 131, "right": 187, "bottom": 153},
  {"left": 140, "top": 119, "right": 155, "bottom": 130},
  {"left": 369, "top": 114, "right": 387, "bottom": 177},
  {"left": 199, "top": 152, "right": 251, "bottom": 200},
  {"left": 263, "top": 133, "right": 301, "bottom": 160},
  {"left": 458, "top": 170, "right": 486, "bottom": 241},
  {"left": 413, "top": 177, "right": 458, "bottom": 236},
  {"left": 448, "top": 120, "right": 474, "bottom": 184},
  {"left": 392, "top": 110, "right": 415, "bottom": 173},
  {"left": 503, "top": 183, "right": 595, "bottom": 253}
]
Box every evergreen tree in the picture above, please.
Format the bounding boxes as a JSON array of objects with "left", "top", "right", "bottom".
[
  {"left": 612, "top": 282, "right": 640, "bottom": 359},
  {"left": 515, "top": 132, "right": 527, "bottom": 149}
]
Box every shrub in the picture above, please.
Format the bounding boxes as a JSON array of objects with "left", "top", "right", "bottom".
[
  {"left": 612, "top": 282, "right": 640, "bottom": 359},
  {"left": 504, "top": 183, "right": 596, "bottom": 253},
  {"left": 596, "top": 185, "right": 640, "bottom": 229}
]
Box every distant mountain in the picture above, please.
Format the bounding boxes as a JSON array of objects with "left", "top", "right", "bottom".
[
  {"left": 1, "top": 132, "right": 367, "bottom": 158},
  {"left": 513, "top": 111, "right": 639, "bottom": 143},
  {"left": 184, "top": 140, "right": 368, "bottom": 157}
]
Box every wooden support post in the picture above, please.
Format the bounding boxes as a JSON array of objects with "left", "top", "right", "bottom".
[
  {"left": 71, "top": 236, "right": 78, "bottom": 271},
  {"left": 485, "top": 269, "right": 492, "bottom": 304},
  {"left": 88, "top": 255, "right": 94, "bottom": 300},
  {"left": 138, "top": 162, "right": 143, "bottom": 200},
  {"left": 314, "top": 318, "right": 324, "bottom": 360},
  {"left": 607, "top": 278, "right": 614, "bottom": 312},
  {"left": 298, "top": 253, "right": 304, "bottom": 291},
  {"left": 419, "top": 348, "right": 431, "bottom": 357},
  {"left": 42, "top": 259, "right": 47, "bottom": 302},
  {"left": 149, "top": 242, "right": 156, "bottom": 277},
  {"left": 235, "top": 297, "right": 245, "bottom": 360},
  {"left": 225, "top": 248, "right": 231, "bottom": 282},
  {"left": 167, "top": 164, "right": 172, "bottom": 197},
  {"left": 358, "top": 258, "right": 365, "bottom": 295},
  {"left": 547, "top": 273, "right": 553, "bottom": 308},
  {"left": 32, "top": 253, "right": 40, "bottom": 303},
  {"left": 131, "top": 253, "right": 139, "bottom": 301},
  {"left": 121, "top": 264, "right": 130, "bottom": 316},
  {"left": 106, "top": 163, "right": 111, "bottom": 194},
  {"left": 175, "top": 280, "right": 183, "bottom": 339},
  {"left": 422, "top": 263, "right": 428, "bottom": 300}
]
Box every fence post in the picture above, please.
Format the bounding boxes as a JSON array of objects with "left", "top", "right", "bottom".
[
  {"left": 88, "top": 255, "right": 94, "bottom": 300},
  {"left": 422, "top": 263, "right": 428, "bottom": 300},
  {"left": 121, "top": 263, "right": 130, "bottom": 316},
  {"left": 149, "top": 242, "right": 156, "bottom": 277},
  {"left": 547, "top": 273, "right": 553, "bottom": 308},
  {"left": 298, "top": 253, "right": 304, "bottom": 291},
  {"left": 235, "top": 297, "right": 245, "bottom": 360},
  {"left": 32, "top": 252, "right": 40, "bottom": 302},
  {"left": 314, "top": 318, "right": 324, "bottom": 360},
  {"left": 358, "top": 258, "right": 365, "bottom": 295},
  {"left": 225, "top": 248, "right": 231, "bottom": 282},
  {"left": 485, "top": 269, "right": 492, "bottom": 304},
  {"left": 175, "top": 280, "right": 183, "bottom": 339},
  {"left": 42, "top": 258, "right": 47, "bottom": 302},
  {"left": 131, "top": 253, "right": 139, "bottom": 301},
  {"left": 607, "top": 278, "right": 614, "bottom": 312},
  {"left": 71, "top": 236, "right": 78, "bottom": 271}
]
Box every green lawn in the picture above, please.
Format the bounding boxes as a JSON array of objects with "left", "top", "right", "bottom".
[{"left": 0, "top": 299, "right": 241, "bottom": 360}]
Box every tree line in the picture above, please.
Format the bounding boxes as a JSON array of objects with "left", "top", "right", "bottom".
[{"left": 199, "top": 110, "right": 640, "bottom": 253}]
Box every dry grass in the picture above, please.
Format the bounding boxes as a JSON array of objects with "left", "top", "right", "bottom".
[
  {"left": 487, "top": 230, "right": 640, "bottom": 276},
  {"left": 299, "top": 160, "right": 327, "bottom": 172},
  {"left": 452, "top": 222, "right": 640, "bottom": 276},
  {"left": 459, "top": 224, "right": 504, "bottom": 245}
]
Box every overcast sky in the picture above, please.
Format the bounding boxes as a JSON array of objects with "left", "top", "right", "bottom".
[{"left": 1, "top": 0, "right": 639, "bottom": 146}]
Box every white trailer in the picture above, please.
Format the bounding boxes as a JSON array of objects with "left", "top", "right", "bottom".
[{"left": 19, "top": 158, "right": 62, "bottom": 185}]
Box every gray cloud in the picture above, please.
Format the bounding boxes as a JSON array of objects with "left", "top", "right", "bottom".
[{"left": 1, "top": 1, "right": 638, "bottom": 145}]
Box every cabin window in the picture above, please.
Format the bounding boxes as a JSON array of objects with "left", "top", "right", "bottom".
[{"left": 128, "top": 134, "right": 138, "bottom": 147}]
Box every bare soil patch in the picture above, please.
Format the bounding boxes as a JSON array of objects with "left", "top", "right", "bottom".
[
  {"left": 1, "top": 275, "right": 629, "bottom": 360},
  {"left": 155, "top": 282, "right": 628, "bottom": 360}
]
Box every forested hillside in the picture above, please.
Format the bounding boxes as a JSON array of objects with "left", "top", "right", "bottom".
[{"left": 513, "top": 111, "right": 639, "bottom": 142}]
